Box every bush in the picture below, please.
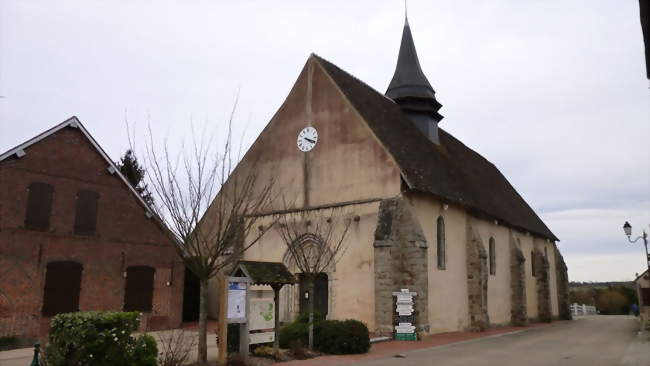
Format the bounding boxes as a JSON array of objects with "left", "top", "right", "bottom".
[
  {"left": 0, "top": 336, "right": 19, "bottom": 351},
  {"left": 315, "top": 319, "right": 369, "bottom": 354},
  {"left": 278, "top": 312, "right": 323, "bottom": 348},
  {"left": 42, "top": 311, "right": 157, "bottom": 366},
  {"left": 279, "top": 313, "right": 369, "bottom": 354}
]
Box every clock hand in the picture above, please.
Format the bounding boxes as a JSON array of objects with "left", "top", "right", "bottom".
[{"left": 304, "top": 138, "right": 316, "bottom": 143}]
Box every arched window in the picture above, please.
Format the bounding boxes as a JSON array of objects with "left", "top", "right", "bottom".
[
  {"left": 42, "top": 261, "right": 83, "bottom": 316},
  {"left": 436, "top": 216, "right": 446, "bottom": 270},
  {"left": 531, "top": 251, "right": 536, "bottom": 277},
  {"left": 124, "top": 266, "right": 155, "bottom": 312},
  {"left": 489, "top": 237, "right": 496, "bottom": 275}
]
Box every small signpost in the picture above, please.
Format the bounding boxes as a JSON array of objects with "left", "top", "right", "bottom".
[
  {"left": 392, "top": 289, "right": 417, "bottom": 341},
  {"left": 228, "top": 261, "right": 296, "bottom": 360}
]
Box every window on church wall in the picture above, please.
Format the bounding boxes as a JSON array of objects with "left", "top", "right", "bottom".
[
  {"left": 42, "top": 261, "right": 83, "bottom": 316},
  {"left": 531, "top": 250, "right": 536, "bottom": 277},
  {"left": 641, "top": 288, "right": 650, "bottom": 307},
  {"left": 74, "top": 190, "right": 99, "bottom": 235},
  {"left": 123, "top": 266, "right": 155, "bottom": 312},
  {"left": 544, "top": 246, "right": 548, "bottom": 259},
  {"left": 436, "top": 216, "right": 446, "bottom": 270},
  {"left": 25, "top": 182, "right": 54, "bottom": 231},
  {"left": 489, "top": 237, "right": 496, "bottom": 275}
]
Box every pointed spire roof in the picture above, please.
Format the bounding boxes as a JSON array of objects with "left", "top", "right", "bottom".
[{"left": 386, "top": 14, "right": 443, "bottom": 121}]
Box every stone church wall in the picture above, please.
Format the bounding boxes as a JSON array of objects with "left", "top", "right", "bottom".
[
  {"left": 533, "top": 248, "right": 552, "bottom": 322},
  {"left": 373, "top": 197, "right": 429, "bottom": 335},
  {"left": 466, "top": 225, "right": 489, "bottom": 331},
  {"left": 554, "top": 246, "right": 572, "bottom": 320},
  {"left": 510, "top": 235, "right": 528, "bottom": 326}
]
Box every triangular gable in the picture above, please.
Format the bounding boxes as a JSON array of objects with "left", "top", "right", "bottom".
[{"left": 0, "top": 116, "right": 155, "bottom": 218}]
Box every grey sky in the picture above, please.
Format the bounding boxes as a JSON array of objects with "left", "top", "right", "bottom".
[{"left": 1, "top": 1, "right": 648, "bottom": 282}]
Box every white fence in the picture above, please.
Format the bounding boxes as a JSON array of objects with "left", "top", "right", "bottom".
[{"left": 570, "top": 303, "right": 597, "bottom": 316}]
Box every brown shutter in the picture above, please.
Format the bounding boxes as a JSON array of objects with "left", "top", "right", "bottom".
[
  {"left": 124, "top": 266, "right": 155, "bottom": 312},
  {"left": 74, "top": 190, "right": 99, "bottom": 235},
  {"left": 24, "top": 182, "right": 54, "bottom": 231},
  {"left": 42, "top": 261, "right": 83, "bottom": 316}
]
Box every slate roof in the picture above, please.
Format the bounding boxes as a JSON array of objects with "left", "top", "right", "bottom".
[
  {"left": 235, "top": 261, "right": 296, "bottom": 286},
  {"left": 314, "top": 55, "right": 558, "bottom": 241}
]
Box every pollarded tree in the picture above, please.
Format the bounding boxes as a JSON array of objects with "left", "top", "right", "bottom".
[{"left": 275, "top": 209, "right": 352, "bottom": 350}]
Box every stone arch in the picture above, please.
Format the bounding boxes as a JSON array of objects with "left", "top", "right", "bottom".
[{"left": 280, "top": 233, "right": 336, "bottom": 321}]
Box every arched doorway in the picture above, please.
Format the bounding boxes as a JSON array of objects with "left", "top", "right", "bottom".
[{"left": 42, "top": 261, "right": 83, "bottom": 316}]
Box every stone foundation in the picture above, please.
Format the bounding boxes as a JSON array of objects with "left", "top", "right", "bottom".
[
  {"left": 510, "top": 235, "right": 527, "bottom": 326},
  {"left": 373, "top": 197, "right": 429, "bottom": 335},
  {"left": 466, "top": 225, "right": 489, "bottom": 331}
]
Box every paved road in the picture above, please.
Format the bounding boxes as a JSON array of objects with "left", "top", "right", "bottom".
[{"left": 360, "top": 316, "right": 650, "bottom": 366}]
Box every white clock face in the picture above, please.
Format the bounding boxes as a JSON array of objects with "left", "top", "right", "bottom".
[{"left": 297, "top": 126, "right": 318, "bottom": 152}]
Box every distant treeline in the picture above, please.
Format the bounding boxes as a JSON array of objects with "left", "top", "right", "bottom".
[{"left": 569, "top": 282, "right": 638, "bottom": 315}]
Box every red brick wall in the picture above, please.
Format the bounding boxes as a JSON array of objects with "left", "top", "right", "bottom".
[{"left": 0, "top": 126, "right": 184, "bottom": 339}]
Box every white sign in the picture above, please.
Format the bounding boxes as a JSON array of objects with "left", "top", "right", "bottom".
[
  {"left": 249, "top": 331, "right": 275, "bottom": 345},
  {"left": 227, "top": 282, "right": 247, "bottom": 320},
  {"left": 249, "top": 299, "right": 274, "bottom": 331},
  {"left": 395, "top": 323, "right": 416, "bottom": 333}
]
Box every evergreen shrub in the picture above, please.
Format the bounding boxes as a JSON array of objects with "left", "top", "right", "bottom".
[{"left": 42, "top": 311, "right": 157, "bottom": 366}]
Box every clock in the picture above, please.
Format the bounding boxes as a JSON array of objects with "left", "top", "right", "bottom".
[{"left": 297, "top": 126, "right": 318, "bottom": 152}]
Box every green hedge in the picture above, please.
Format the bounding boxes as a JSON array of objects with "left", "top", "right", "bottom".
[
  {"left": 315, "top": 319, "right": 370, "bottom": 354},
  {"left": 278, "top": 313, "right": 369, "bottom": 354},
  {"left": 43, "top": 311, "right": 157, "bottom": 366}
]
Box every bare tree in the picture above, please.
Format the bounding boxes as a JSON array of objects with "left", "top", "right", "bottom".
[
  {"left": 275, "top": 209, "right": 352, "bottom": 350},
  {"left": 143, "top": 111, "right": 276, "bottom": 365}
]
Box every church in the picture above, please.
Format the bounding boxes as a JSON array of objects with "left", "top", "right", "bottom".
[{"left": 205, "top": 16, "right": 571, "bottom": 335}]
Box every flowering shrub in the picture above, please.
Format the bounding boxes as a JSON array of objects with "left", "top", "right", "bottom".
[{"left": 42, "top": 311, "right": 157, "bottom": 366}]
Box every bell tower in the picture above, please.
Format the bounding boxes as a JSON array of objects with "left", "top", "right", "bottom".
[{"left": 386, "top": 14, "right": 444, "bottom": 144}]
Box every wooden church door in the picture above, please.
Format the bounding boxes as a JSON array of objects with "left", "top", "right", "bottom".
[{"left": 299, "top": 273, "right": 328, "bottom": 318}]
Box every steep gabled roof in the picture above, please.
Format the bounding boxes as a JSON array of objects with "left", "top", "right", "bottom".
[
  {"left": 314, "top": 55, "right": 558, "bottom": 241},
  {"left": 0, "top": 116, "right": 155, "bottom": 217}
]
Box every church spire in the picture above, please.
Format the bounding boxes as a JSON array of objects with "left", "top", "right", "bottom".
[{"left": 386, "top": 12, "right": 444, "bottom": 143}]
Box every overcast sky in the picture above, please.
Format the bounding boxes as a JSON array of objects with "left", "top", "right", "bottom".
[{"left": 1, "top": 1, "right": 648, "bottom": 282}]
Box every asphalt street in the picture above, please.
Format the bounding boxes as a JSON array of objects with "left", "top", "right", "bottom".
[{"left": 359, "top": 315, "right": 650, "bottom": 366}]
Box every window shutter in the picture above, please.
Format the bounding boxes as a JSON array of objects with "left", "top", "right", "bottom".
[
  {"left": 25, "top": 182, "right": 54, "bottom": 231},
  {"left": 74, "top": 190, "right": 99, "bottom": 235},
  {"left": 124, "top": 266, "right": 155, "bottom": 312},
  {"left": 42, "top": 261, "right": 83, "bottom": 316}
]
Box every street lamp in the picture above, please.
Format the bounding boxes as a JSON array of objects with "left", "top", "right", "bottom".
[{"left": 622, "top": 221, "right": 650, "bottom": 276}]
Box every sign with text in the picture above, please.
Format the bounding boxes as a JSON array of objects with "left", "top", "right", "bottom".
[{"left": 227, "top": 282, "right": 247, "bottom": 321}]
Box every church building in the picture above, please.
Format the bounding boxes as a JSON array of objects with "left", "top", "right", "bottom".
[{"left": 205, "top": 16, "right": 571, "bottom": 335}]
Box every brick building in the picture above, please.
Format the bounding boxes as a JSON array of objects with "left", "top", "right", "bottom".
[{"left": 0, "top": 117, "right": 183, "bottom": 338}]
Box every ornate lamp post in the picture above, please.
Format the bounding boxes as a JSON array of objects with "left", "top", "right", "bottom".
[{"left": 622, "top": 221, "right": 650, "bottom": 275}]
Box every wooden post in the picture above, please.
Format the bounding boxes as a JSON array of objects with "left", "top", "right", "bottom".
[
  {"left": 239, "top": 282, "right": 250, "bottom": 364},
  {"left": 272, "top": 284, "right": 282, "bottom": 355},
  {"left": 217, "top": 273, "right": 228, "bottom": 366}
]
